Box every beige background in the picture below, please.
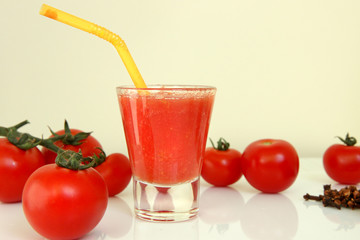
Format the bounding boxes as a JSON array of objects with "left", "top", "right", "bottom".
[{"left": 1, "top": 0, "right": 359, "bottom": 157}]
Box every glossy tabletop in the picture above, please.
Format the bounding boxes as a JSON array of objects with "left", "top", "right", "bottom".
[{"left": 1, "top": 158, "right": 359, "bottom": 240}]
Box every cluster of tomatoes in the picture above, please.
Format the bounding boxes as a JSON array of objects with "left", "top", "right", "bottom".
[
  {"left": 0, "top": 124, "right": 131, "bottom": 240},
  {"left": 201, "top": 138, "right": 299, "bottom": 193},
  {"left": 1, "top": 119, "right": 359, "bottom": 239},
  {"left": 201, "top": 134, "right": 360, "bottom": 192}
]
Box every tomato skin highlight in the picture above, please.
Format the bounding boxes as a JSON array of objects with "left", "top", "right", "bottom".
[
  {"left": 323, "top": 144, "right": 360, "bottom": 184},
  {"left": 41, "top": 129, "right": 102, "bottom": 164},
  {"left": 22, "top": 164, "right": 108, "bottom": 240},
  {"left": 95, "top": 153, "right": 132, "bottom": 196},
  {"left": 0, "top": 138, "right": 45, "bottom": 203},
  {"left": 241, "top": 139, "right": 299, "bottom": 193},
  {"left": 201, "top": 147, "right": 242, "bottom": 187}
]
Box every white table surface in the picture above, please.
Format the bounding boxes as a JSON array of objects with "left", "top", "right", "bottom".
[{"left": 1, "top": 158, "right": 359, "bottom": 240}]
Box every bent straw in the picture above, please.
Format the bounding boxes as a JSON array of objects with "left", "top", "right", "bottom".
[{"left": 39, "top": 4, "right": 147, "bottom": 88}]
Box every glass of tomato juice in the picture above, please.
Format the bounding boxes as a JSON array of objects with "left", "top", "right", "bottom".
[{"left": 116, "top": 85, "right": 216, "bottom": 222}]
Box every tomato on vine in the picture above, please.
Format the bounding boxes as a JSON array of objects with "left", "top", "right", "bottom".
[
  {"left": 95, "top": 153, "right": 132, "bottom": 196},
  {"left": 41, "top": 121, "right": 132, "bottom": 196},
  {"left": 201, "top": 138, "right": 242, "bottom": 187},
  {"left": 0, "top": 138, "right": 45, "bottom": 203},
  {"left": 0, "top": 120, "right": 108, "bottom": 239},
  {"left": 323, "top": 133, "right": 360, "bottom": 184},
  {"left": 41, "top": 121, "right": 103, "bottom": 164},
  {"left": 22, "top": 155, "right": 108, "bottom": 240}
]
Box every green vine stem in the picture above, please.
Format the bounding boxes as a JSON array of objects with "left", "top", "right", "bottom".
[{"left": 0, "top": 120, "right": 106, "bottom": 170}]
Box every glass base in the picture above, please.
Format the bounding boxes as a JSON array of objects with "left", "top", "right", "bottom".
[{"left": 133, "top": 177, "right": 199, "bottom": 222}]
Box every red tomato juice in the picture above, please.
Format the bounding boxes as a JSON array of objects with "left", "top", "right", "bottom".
[{"left": 118, "top": 86, "right": 215, "bottom": 185}]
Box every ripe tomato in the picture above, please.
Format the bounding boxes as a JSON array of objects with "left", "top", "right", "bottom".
[
  {"left": 95, "top": 153, "right": 132, "bottom": 196},
  {"left": 41, "top": 129, "right": 102, "bottom": 164},
  {"left": 201, "top": 138, "right": 242, "bottom": 187},
  {"left": 22, "top": 164, "right": 108, "bottom": 240},
  {"left": 241, "top": 139, "right": 299, "bottom": 193},
  {"left": 0, "top": 138, "right": 45, "bottom": 203},
  {"left": 323, "top": 134, "right": 360, "bottom": 184}
]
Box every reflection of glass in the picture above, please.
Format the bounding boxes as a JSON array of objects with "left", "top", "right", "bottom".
[
  {"left": 240, "top": 193, "right": 298, "bottom": 239},
  {"left": 117, "top": 85, "right": 216, "bottom": 222},
  {"left": 134, "top": 217, "right": 199, "bottom": 240},
  {"left": 199, "top": 186, "right": 244, "bottom": 235}
]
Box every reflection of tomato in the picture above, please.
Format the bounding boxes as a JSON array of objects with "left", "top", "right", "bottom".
[
  {"left": 22, "top": 164, "right": 108, "bottom": 240},
  {"left": 0, "top": 138, "right": 45, "bottom": 203},
  {"left": 240, "top": 193, "right": 298, "bottom": 239},
  {"left": 323, "top": 134, "right": 360, "bottom": 184},
  {"left": 95, "top": 197, "right": 133, "bottom": 238},
  {"left": 199, "top": 186, "right": 244, "bottom": 225},
  {"left": 201, "top": 138, "right": 242, "bottom": 186},
  {"left": 95, "top": 153, "right": 132, "bottom": 196},
  {"left": 41, "top": 129, "right": 102, "bottom": 164},
  {"left": 241, "top": 139, "right": 299, "bottom": 193}
]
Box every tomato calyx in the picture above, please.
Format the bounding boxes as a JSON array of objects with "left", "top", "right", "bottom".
[
  {"left": 337, "top": 133, "right": 357, "bottom": 146},
  {"left": 210, "top": 137, "right": 230, "bottom": 151},
  {"left": 49, "top": 120, "right": 92, "bottom": 146},
  {"left": 0, "top": 120, "right": 107, "bottom": 170},
  {"left": 55, "top": 150, "right": 104, "bottom": 170},
  {"left": 55, "top": 148, "right": 106, "bottom": 170}
]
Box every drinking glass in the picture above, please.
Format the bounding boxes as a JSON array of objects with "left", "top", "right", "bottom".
[{"left": 116, "top": 85, "right": 216, "bottom": 222}]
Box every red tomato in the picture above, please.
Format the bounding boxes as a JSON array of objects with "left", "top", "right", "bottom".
[
  {"left": 22, "top": 164, "right": 108, "bottom": 240},
  {"left": 41, "top": 129, "right": 102, "bottom": 164},
  {"left": 0, "top": 138, "right": 45, "bottom": 203},
  {"left": 323, "top": 134, "right": 360, "bottom": 184},
  {"left": 201, "top": 138, "right": 242, "bottom": 187},
  {"left": 241, "top": 139, "right": 299, "bottom": 193},
  {"left": 95, "top": 153, "right": 132, "bottom": 196}
]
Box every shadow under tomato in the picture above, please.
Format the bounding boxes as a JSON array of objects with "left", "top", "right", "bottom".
[
  {"left": 83, "top": 196, "right": 133, "bottom": 239},
  {"left": 0, "top": 202, "right": 43, "bottom": 239},
  {"left": 240, "top": 193, "right": 298, "bottom": 240}
]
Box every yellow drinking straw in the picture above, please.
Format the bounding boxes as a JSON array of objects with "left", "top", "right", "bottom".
[{"left": 39, "top": 4, "right": 147, "bottom": 88}]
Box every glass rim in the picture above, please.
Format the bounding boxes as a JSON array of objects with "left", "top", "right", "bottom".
[{"left": 116, "top": 84, "right": 216, "bottom": 91}]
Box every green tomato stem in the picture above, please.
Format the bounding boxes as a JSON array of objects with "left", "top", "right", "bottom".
[
  {"left": 337, "top": 133, "right": 357, "bottom": 146},
  {"left": 210, "top": 137, "right": 230, "bottom": 151}
]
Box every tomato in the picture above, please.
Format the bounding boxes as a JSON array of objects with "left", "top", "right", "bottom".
[
  {"left": 0, "top": 138, "right": 45, "bottom": 203},
  {"left": 22, "top": 164, "right": 108, "bottom": 240},
  {"left": 323, "top": 134, "right": 360, "bottom": 184},
  {"left": 95, "top": 153, "right": 132, "bottom": 196},
  {"left": 41, "top": 128, "right": 102, "bottom": 164},
  {"left": 241, "top": 139, "right": 299, "bottom": 193},
  {"left": 201, "top": 138, "right": 242, "bottom": 187}
]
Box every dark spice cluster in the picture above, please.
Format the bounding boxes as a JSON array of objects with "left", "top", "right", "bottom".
[{"left": 304, "top": 184, "right": 360, "bottom": 209}]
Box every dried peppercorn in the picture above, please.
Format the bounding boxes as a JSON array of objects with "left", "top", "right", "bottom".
[{"left": 303, "top": 184, "right": 360, "bottom": 210}]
